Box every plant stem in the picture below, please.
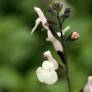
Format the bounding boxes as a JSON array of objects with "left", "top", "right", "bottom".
[
  {"left": 65, "top": 65, "right": 72, "bottom": 92},
  {"left": 56, "top": 11, "right": 63, "bottom": 43},
  {"left": 56, "top": 11, "right": 72, "bottom": 92}
]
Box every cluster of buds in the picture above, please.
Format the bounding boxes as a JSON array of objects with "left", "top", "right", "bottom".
[
  {"left": 36, "top": 51, "right": 59, "bottom": 85},
  {"left": 48, "top": 2, "right": 63, "bottom": 12},
  {"left": 48, "top": 1, "right": 71, "bottom": 20}
]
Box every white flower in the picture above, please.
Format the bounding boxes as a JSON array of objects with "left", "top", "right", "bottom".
[
  {"left": 34, "top": 7, "right": 47, "bottom": 25},
  {"left": 36, "top": 50, "right": 59, "bottom": 85},
  {"left": 36, "top": 67, "right": 58, "bottom": 85},
  {"left": 46, "top": 30, "right": 63, "bottom": 52},
  {"left": 82, "top": 76, "right": 92, "bottom": 92},
  {"left": 31, "top": 7, "right": 49, "bottom": 34}
]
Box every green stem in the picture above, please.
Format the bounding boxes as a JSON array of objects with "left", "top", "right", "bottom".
[
  {"left": 56, "top": 11, "right": 63, "bottom": 43},
  {"left": 56, "top": 11, "right": 72, "bottom": 92}
]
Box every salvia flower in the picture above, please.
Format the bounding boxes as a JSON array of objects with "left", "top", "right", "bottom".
[
  {"left": 46, "top": 30, "right": 63, "bottom": 52},
  {"left": 31, "top": 7, "right": 49, "bottom": 34},
  {"left": 36, "top": 50, "right": 59, "bottom": 85}
]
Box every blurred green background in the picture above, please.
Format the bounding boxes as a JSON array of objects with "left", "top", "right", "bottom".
[{"left": 0, "top": 0, "right": 92, "bottom": 92}]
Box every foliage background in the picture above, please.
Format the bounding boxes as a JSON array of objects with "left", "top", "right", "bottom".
[{"left": 0, "top": 0, "right": 92, "bottom": 92}]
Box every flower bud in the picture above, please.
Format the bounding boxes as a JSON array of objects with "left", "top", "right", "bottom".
[
  {"left": 52, "top": 2, "right": 63, "bottom": 11},
  {"left": 63, "top": 8, "right": 70, "bottom": 17},
  {"left": 48, "top": 6, "right": 54, "bottom": 13},
  {"left": 70, "top": 32, "right": 80, "bottom": 40}
]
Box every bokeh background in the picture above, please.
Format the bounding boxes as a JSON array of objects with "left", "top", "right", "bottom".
[{"left": 0, "top": 0, "right": 92, "bottom": 92}]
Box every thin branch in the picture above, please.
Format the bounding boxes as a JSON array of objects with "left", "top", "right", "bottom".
[{"left": 56, "top": 10, "right": 72, "bottom": 92}]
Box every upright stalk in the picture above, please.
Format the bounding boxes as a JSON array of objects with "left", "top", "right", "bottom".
[{"left": 56, "top": 11, "right": 72, "bottom": 92}]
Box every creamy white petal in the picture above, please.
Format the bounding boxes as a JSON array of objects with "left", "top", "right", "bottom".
[
  {"left": 43, "top": 51, "right": 59, "bottom": 70},
  {"left": 36, "top": 67, "right": 45, "bottom": 82},
  {"left": 51, "top": 59, "right": 59, "bottom": 70},
  {"left": 57, "top": 32, "right": 61, "bottom": 37},
  {"left": 34, "top": 7, "right": 47, "bottom": 24},
  {"left": 42, "top": 23, "right": 50, "bottom": 31},
  {"left": 88, "top": 76, "right": 92, "bottom": 84},
  {"left": 34, "top": 7, "right": 49, "bottom": 31},
  {"left": 43, "top": 50, "right": 52, "bottom": 60},
  {"left": 47, "top": 30, "right": 63, "bottom": 52},
  {"left": 43, "top": 71, "right": 58, "bottom": 85},
  {"left": 42, "top": 61, "right": 57, "bottom": 71},
  {"left": 36, "top": 67, "right": 58, "bottom": 85},
  {"left": 31, "top": 18, "right": 41, "bottom": 34}
]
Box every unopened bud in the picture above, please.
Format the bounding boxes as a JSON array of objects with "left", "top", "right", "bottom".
[
  {"left": 64, "top": 8, "right": 70, "bottom": 17},
  {"left": 71, "top": 32, "right": 80, "bottom": 40},
  {"left": 52, "top": 2, "right": 63, "bottom": 11},
  {"left": 48, "top": 6, "right": 54, "bottom": 13}
]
